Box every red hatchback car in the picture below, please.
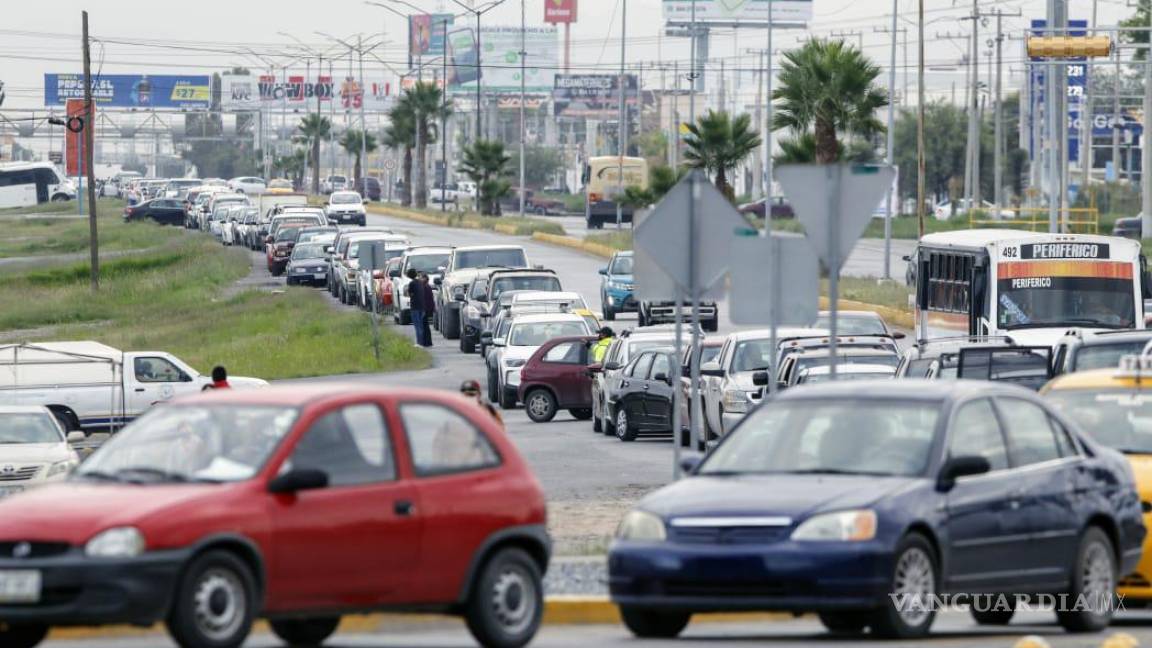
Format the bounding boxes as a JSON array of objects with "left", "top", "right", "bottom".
[
  {"left": 0, "top": 385, "right": 549, "bottom": 648},
  {"left": 518, "top": 336, "right": 596, "bottom": 424}
]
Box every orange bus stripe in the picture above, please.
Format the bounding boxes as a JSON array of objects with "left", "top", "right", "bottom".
[{"left": 997, "top": 261, "right": 1132, "bottom": 280}]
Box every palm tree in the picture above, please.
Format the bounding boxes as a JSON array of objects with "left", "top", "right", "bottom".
[
  {"left": 277, "top": 148, "right": 308, "bottom": 190},
  {"left": 458, "top": 140, "right": 511, "bottom": 216},
  {"left": 339, "top": 129, "right": 378, "bottom": 186},
  {"left": 403, "top": 82, "right": 453, "bottom": 209},
  {"left": 296, "top": 114, "right": 332, "bottom": 194},
  {"left": 682, "top": 110, "right": 762, "bottom": 200},
  {"left": 384, "top": 101, "right": 415, "bottom": 206},
  {"left": 773, "top": 38, "right": 888, "bottom": 164}
]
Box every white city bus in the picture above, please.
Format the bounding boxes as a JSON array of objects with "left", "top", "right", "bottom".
[{"left": 912, "top": 229, "right": 1148, "bottom": 346}]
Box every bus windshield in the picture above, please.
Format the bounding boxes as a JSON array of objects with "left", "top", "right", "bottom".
[{"left": 997, "top": 277, "right": 1135, "bottom": 330}]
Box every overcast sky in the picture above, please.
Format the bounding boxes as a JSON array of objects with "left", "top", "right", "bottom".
[{"left": 0, "top": 0, "right": 1138, "bottom": 111}]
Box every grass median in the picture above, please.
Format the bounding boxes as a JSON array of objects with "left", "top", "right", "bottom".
[
  {"left": 366, "top": 203, "right": 566, "bottom": 236},
  {"left": 0, "top": 200, "right": 179, "bottom": 259},
  {"left": 0, "top": 215, "right": 428, "bottom": 379}
]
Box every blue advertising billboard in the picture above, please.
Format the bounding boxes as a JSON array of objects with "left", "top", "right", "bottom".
[
  {"left": 44, "top": 74, "right": 211, "bottom": 109},
  {"left": 1027, "top": 20, "right": 1087, "bottom": 164}
]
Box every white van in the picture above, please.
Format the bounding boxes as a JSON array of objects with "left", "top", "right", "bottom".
[{"left": 0, "top": 162, "right": 76, "bottom": 208}]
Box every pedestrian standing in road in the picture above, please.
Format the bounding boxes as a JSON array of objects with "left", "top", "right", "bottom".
[
  {"left": 201, "top": 366, "right": 231, "bottom": 391},
  {"left": 592, "top": 327, "right": 615, "bottom": 363},
  {"left": 407, "top": 269, "right": 427, "bottom": 347},
  {"left": 419, "top": 272, "right": 435, "bottom": 348}
]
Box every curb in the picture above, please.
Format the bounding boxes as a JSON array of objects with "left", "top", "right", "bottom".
[
  {"left": 531, "top": 232, "right": 617, "bottom": 259},
  {"left": 46, "top": 598, "right": 792, "bottom": 640},
  {"left": 366, "top": 205, "right": 559, "bottom": 238}
]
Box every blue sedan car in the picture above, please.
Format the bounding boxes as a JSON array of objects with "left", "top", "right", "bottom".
[
  {"left": 599, "top": 251, "right": 635, "bottom": 321},
  {"left": 609, "top": 380, "right": 1144, "bottom": 639}
]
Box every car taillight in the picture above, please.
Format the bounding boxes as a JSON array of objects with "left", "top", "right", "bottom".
[{"left": 589, "top": 192, "right": 602, "bottom": 202}]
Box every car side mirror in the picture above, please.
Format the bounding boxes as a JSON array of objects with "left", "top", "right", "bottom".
[
  {"left": 454, "top": 293, "right": 466, "bottom": 302},
  {"left": 599, "top": 267, "right": 608, "bottom": 275},
  {"left": 679, "top": 453, "right": 703, "bottom": 475},
  {"left": 701, "top": 367, "right": 725, "bottom": 378},
  {"left": 653, "top": 372, "right": 672, "bottom": 385},
  {"left": 494, "top": 338, "right": 506, "bottom": 348},
  {"left": 268, "top": 468, "right": 329, "bottom": 494},
  {"left": 604, "top": 361, "right": 621, "bottom": 371},
  {"left": 265, "top": 235, "right": 274, "bottom": 244},
  {"left": 476, "top": 295, "right": 488, "bottom": 303},
  {"left": 66, "top": 431, "right": 86, "bottom": 443},
  {"left": 892, "top": 331, "right": 907, "bottom": 340},
  {"left": 434, "top": 277, "right": 443, "bottom": 286},
  {"left": 480, "top": 332, "right": 493, "bottom": 343},
  {"left": 901, "top": 255, "right": 911, "bottom": 262},
  {"left": 362, "top": 198, "right": 369, "bottom": 204},
  {"left": 587, "top": 363, "right": 603, "bottom": 375},
  {"left": 751, "top": 371, "right": 769, "bottom": 386},
  {"left": 936, "top": 455, "right": 991, "bottom": 492}
]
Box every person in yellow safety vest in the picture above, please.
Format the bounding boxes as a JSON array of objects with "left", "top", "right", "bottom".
[{"left": 591, "top": 327, "right": 615, "bottom": 363}]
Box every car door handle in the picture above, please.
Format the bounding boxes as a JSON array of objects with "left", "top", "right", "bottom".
[
  {"left": 134, "top": 388, "right": 146, "bottom": 392},
  {"left": 394, "top": 500, "right": 415, "bottom": 516},
  {"left": 642, "top": 385, "right": 650, "bottom": 390}
]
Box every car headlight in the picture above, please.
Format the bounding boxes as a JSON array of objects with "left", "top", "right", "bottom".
[
  {"left": 46, "top": 460, "right": 76, "bottom": 478},
  {"left": 791, "top": 510, "right": 877, "bottom": 542},
  {"left": 505, "top": 359, "right": 526, "bottom": 368},
  {"left": 722, "top": 389, "right": 752, "bottom": 414},
  {"left": 85, "top": 527, "right": 146, "bottom": 558},
  {"left": 616, "top": 510, "right": 666, "bottom": 542}
]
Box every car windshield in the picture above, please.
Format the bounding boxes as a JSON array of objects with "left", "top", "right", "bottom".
[
  {"left": 1046, "top": 389, "right": 1152, "bottom": 454},
  {"left": 997, "top": 277, "right": 1136, "bottom": 330},
  {"left": 626, "top": 339, "right": 673, "bottom": 362},
  {"left": 292, "top": 244, "right": 325, "bottom": 259},
  {"left": 801, "top": 369, "right": 894, "bottom": 384},
  {"left": 610, "top": 256, "right": 634, "bottom": 275},
  {"left": 814, "top": 315, "right": 887, "bottom": 336},
  {"left": 732, "top": 339, "right": 777, "bottom": 372},
  {"left": 509, "top": 321, "right": 588, "bottom": 346},
  {"left": 331, "top": 192, "right": 360, "bottom": 204},
  {"left": 408, "top": 253, "right": 451, "bottom": 274},
  {"left": 275, "top": 228, "right": 301, "bottom": 242},
  {"left": 700, "top": 399, "right": 940, "bottom": 477},
  {"left": 455, "top": 249, "right": 527, "bottom": 269},
  {"left": 78, "top": 405, "right": 297, "bottom": 483},
  {"left": 794, "top": 353, "right": 899, "bottom": 374},
  {"left": 0, "top": 413, "right": 63, "bottom": 444},
  {"left": 491, "top": 277, "right": 561, "bottom": 300},
  {"left": 1073, "top": 340, "right": 1150, "bottom": 371}
]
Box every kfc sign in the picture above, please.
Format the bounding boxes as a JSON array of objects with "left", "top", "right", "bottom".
[{"left": 544, "top": 0, "right": 577, "bottom": 24}]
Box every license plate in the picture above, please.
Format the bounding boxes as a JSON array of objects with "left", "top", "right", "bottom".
[
  {"left": 0, "top": 486, "right": 24, "bottom": 499},
  {"left": 0, "top": 570, "right": 41, "bottom": 603}
]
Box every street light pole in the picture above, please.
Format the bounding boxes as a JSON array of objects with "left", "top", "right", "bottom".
[
  {"left": 616, "top": 0, "right": 627, "bottom": 229},
  {"left": 520, "top": 0, "right": 527, "bottom": 218},
  {"left": 883, "top": 0, "right": 896, "bottom": 280}
]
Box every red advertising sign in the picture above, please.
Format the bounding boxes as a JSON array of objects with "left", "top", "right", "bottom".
[
  {"left": 544, "top": 0, "right": 577, "bottom": 23},
  {"left": 65, "top": 98, "right": 87, "bottom": 177}
]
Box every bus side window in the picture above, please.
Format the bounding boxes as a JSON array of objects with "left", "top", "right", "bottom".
[{"left": 581, "top": 164, "right": 591, "bottom": 185}]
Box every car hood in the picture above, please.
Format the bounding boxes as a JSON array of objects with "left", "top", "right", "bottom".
[
  {"left": 607, "top": 274, "right": 634, "bottom": 284},
  {"left": 725, "top": 371, "right": 764, "bottom": 392},
  {"left": 502, "top": 346, "right": 539, "bottom": 362},
  {"left": 1005, "top": 327, "right": 1106, "bottom": 349},
  {"left": 0, "top": 443, "right": 74, "bottom": 464},
  {"left": 228, "top": 376, "right": 269, "bottom": 388},
  {"left": 639, "top": 474, "right": 915, "bottom": 521},
  {"left": 0, "top": 482, "right": 233, "bottom": 543}
]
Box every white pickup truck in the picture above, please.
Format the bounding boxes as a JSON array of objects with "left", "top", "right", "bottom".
[{"left": 0, "top": 342, "right": 268, "bottom": 433}]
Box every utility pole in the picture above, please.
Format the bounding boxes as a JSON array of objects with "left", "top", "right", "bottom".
[
  {"left": 81, "top": 10, "right": 99, "bottom": 291},
  {"left": 917, "top": 0, "right": 927, "bottom": 238},
  {"left": 1047, "top": 0, "right": 1066, "bottom": 233},
  {"left": 765, "top": 0, "right": 774, "bottom": 234},
  {"left": 672, "top": 59, "right": 680, "bottom": 168},
  {"left": 994, "top": 11, "right": 1005, "bottom": 216},
  {"left": 442, "top": 17, "right": 449, "bottom": 211},
  {"left": 1113, "top": 30, "right": 1122, "bottom": 188},
  {"left": 745, "top": 47, "right": 766, "bottom": 198},
  {"left": 519, "top": 0, "right": 527, "bottom": 218},
  {"left": 968, "top": 0, "right": 979, "bottom": 208},
  {"left": 1082, "top": 0, "right": 1098, "bottom": 192},
  {"left": 831, "top": 29, "right": 864, "bottom": 51},
  {"left": 616, "top": 0, "right": 627, "bottom": 229},
  {"left": 689, "top": 0, "right": 697, "bottom": 125},
  {"left": 881, "top": 1, "right": 897, "bottom": 279},
  {"left": 1144, "top": 0, "right": 1152, "bottom": 238}
]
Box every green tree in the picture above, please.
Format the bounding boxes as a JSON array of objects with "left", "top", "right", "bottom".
[
  {"left": 458, "top": 140, "right": 512, "bottom": 216},
  {"left": 404, "top": 82, "right": 453, "bottom": 209},
  {"left": 619, "top": 164, "right": 684, "bottom": 208},
  {"left": 773, "top": 132, "right": 878, "bottom": 165},
  {"left": 682, "top": 110, "right": 762, "bottom": 200},
  {"left": 296, "top": 114, "right": 332, "bottom": 195},
  {"left": 1123, "top": 1, "right": 1152, "bottom": 59},
  {"left": 892, "top": 102, "right": 967, "bottom": 206},
  {"left": 384, "top": 100, "right": 416, "bottom": 206},
  {"left": 507, "top": 145, "right": 564, "bottom": 189},
  {"left": 275, "top": 148, "right": 308, "bottom": 189},
  {"left": 773, "top": 38, "right": 888, "bottom": 164},
  {"left": 339, "top": 129, "right": 378, "bottom": 185}
]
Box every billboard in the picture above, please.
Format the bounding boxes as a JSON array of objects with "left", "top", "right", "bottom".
[
  {"left": 45, "top": 74, "right": 210, "bottom": 109},
  {"left": 409, "top": 14, "right": 454, "bottom": 59},
  {"left": 449, "top": 26, "right": 558, "bottom": 95},
  {"left": 220, "top": 74, "right": 260, "bottom": 111},
  {"left": 545, "top": 0, "right": 578, "bottom": 23},
  {"left": 662, "top": 0, "right": 813, "bottom": 25},
  {"left": 553, "top": 74, "right": 637, "bottom": 118},
  {"left": 255, "top": 75, "right": 334, "bottom": 104}
]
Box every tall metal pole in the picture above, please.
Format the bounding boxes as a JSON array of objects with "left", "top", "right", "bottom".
[
  {"left": 1047, "top": 0, "right": 1061, "bottom": 233},
  {"left": 994, "top": 11, "right": 1004, "bottom": 215},
  {"left": 689, "top": 0, "right": 697, "bottom": 125},
  {"left": 1143, "top": 0, "right": 1152, "bottom": 238},
  {"left": 519, "top": 0, "right": 527, "bottom": 218},
  {"left": 442, "top": 17, "right": 449, "bottom": 211},
  {"left": 917, "top": 0, "right": 926, "bottom": 238},
  {"left": 1083, "top": 0, "right": 1098, "bottom": 193},
  {"left": 971, "top": 0, "right": 981, "bottom": 206},
  {"left": 765, "top": 0, "right": 774, "bottom": 235},
  {"left": 672, "top": 59, "right": 680, "bottom": 169},
  {"left": 1113, "top": 35, "right": 1121, "bottom": 186},
  {"left": 81, "top": 10, "right": 99, "bottom": 291},
  {"left": 476, "top": 11, "right": 483, "bottom": 142},
  {"left": 616, "top": 0, "right": 627, "bottom": 229},
  {"left": 358, "top": 35, "right": 368, "bottom": 191},
  {"left": 883, "top": 0, "right": 896, "bottom": 279}
]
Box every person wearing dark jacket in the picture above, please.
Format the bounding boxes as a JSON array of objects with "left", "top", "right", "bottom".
[
  {"left": 407, "top": 269, "right": 428, "bottom": 347},
  {"left": 418, "top": 272, "right": 435, "bottom": 348}
]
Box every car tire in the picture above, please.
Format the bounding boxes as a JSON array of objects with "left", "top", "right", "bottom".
[
  {"left": 1056, "top": 526, "right": 1117, "bottom": 633},
  {"left": 970, "top": 608, "right": 1015, "bottom": 626},
  {"left": 165, "top": 550, "right": 256, "bottom": 648},
  {"left": 464, "top": 547, "right": 543, "bottom": 648},
  {"left": 619, "top": 606, "right": 690, "bottom": 639},
  {"left": 269, "top": 617, "right": 340, "bottom": 647},
  {"left": 592, "top": 409, "right": 602, "bottom": 432},
  {"left": 488, "top": 367, "right": 500, "bottom": 403},
  {"left": 616, "top": 408, "right": 637, "bottom": 442},
  {"left": 817, "top": 611, "right": 870, "bottom": 635},
  {"left": 870, "top": 532, "right": 938, "bottom": 639},
  {"left": 603, "top": 302, "right": 616, "bottom": 321},
  {"left": 603, "top": 400, "right": 617, "bottom": 436},
  {"left": 525, "top": 389, "right": 557, "bottom": 423},
  {"left": 703, "top": 317, "right": 719, "bottom": 333},
  {"left": 499, "top": 384, "right": 517, "bottom": 410},
  {"left": 569, "top": 408, "right": 593, "bottom": 421},
  {"left": 442, "top": 306, "right": 461, "bottom": 340},
  {"left": 0, "top": 624, "right": 48, "bottom": 648},
  {"left": 399, "top": 309, "right": 412, "bottom": 325},
  {"left": 461, "top": 333, "right": 476, "bottom": 354},
  {"left": 637, "top": 309, "right": 648, "bottom": 327}
]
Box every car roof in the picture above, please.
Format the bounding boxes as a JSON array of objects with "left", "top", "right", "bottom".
[
  {"left": 789, "top": 347, "right": 898, "bottom": 358},
  {"left": 511, "top": 291, "right": 581, "bottom": 302},
  {"left": 800, "top": 364, "right": 896, "bottom": 376},
  {"left": 454, "top": 245, "right": 525, "bottom": 252},
  {"left": 817, "top": 310, "right": 883, "bottom": 320},
  {"left": 728, "top": 327, "right": 828, "bottom": 342},
  {"left": 404, "top": 246, "right": 454, "bottom": 255},
  {"left": 179, "top": 383, "right": 462, "bottom": 407},
  {"left": 775, "top": 378, "right": 1016, "bottom": 402},
  {"left": 1074, "top": 330, "right": 1152, "bottom": 346},
  {"left": 1044, "top": 368, "right": 1148, "bottom": 392},
  {"left": 509, "top": 313, "right": 586, "bottom": 325}
]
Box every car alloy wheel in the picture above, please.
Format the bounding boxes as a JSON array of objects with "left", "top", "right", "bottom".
[
  {"left": 525, "top": 389, "right": 556, "bottom": 423},
  {"left": 616, "top": 409, "right": 637, "bottom": 442},
  {"left": 892, "top": 546, "right": 934, "bottom": 628},
  {"left": 193, "top": 568, "right": 247, "bottom": 642},
  {"left": 1057, "top": 527, "right": 1117, "bottom": 632}
]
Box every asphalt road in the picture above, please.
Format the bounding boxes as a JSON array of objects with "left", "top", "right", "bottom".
[{"left": 44, "top": 610, "right": 1152, "bottom": 647}]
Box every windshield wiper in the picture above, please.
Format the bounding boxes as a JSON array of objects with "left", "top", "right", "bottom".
[
  {"left": 113, "top": 467, "right": 192, "bottom": 484},
  {"left": 784, "top": 468, "right": 897, "bottom": 477},
  {"left": 75, "top": 470, "right": 120, "bottom": 482},
  {"left": 1007, "top": 319, "right": 1128, "bottom": 331}
]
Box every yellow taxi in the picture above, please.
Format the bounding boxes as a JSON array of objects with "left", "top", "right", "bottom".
[{"left": 1043, "top": 358, "right": 1152, "bottom": 601}]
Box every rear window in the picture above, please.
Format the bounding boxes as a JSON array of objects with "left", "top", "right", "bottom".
[
  {"left": 1074, "top": 340, "right": 1149, "bottom": 371},
  {"left": 455, "top": 249, "right": 527, "bottom": 270}
]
